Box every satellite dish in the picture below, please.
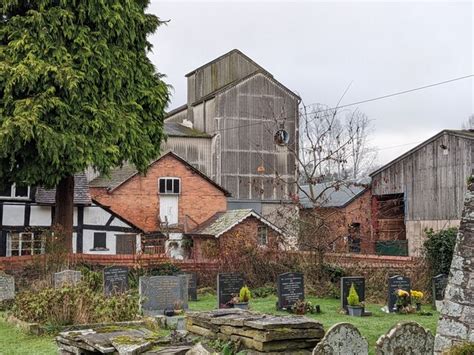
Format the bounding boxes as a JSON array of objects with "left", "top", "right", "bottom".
[{"left": 274, "top": 129, "right": 289, "bottom": 146}]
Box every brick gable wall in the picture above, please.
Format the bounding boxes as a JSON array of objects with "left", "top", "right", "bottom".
[{"left": 90, "top": 155, "right": 227, "bottom": 233}]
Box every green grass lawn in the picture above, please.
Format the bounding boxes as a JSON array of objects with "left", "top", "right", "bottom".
[
  {"left": 189, "top": 294, "right": 439, "bottom": 354},
  {"left": 0, "top": 296, "right": 438, "bottom": 354}
]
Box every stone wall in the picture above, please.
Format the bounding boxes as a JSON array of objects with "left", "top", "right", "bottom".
[{"left": 434, "top": 186, "right": 474, "bottom": 353}]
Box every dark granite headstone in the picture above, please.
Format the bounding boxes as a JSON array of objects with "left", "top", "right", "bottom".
[
  {"left": 139, "top": 275, "right": 188, "bottom": 316},
  {"left": 387, "top": 275, "right": 411, "bottom": 312},
  {"left": 277, "top": 272, "right": 304, "bottom": 310},
  {"left": 53, "top": 270, "right": 82, "bottom": 288},
  {"left": 186, "top": 273, "right": 198, "bottom": 301},
  {"left": 0, "top": 273, "right": 14, "bottom": 301},
  {"left": 340, "top": 276, "right": 365, "bottom": 312},
  {"left": 217, "top": 273, "right": 244, "bottom": 308},
  {"left": 104, "top": 266, "right": 129, "bottom": 296},
  {"left": 432, "top": 273, "right": 448, "bottom": 310}
]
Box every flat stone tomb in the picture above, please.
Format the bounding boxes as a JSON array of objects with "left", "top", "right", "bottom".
[
  {"left": 103, "top": 266, "right": 129, "bottom": 296},
  {"left": 217, "top": 273, "right": 244, "bottom": 308},
  {"left": 340, "top": 276, "right": 365, "bottom": 313},
  {"left": 139, "top": 275, "right": 188, "bottom": 316},
  {"left": 186, "top": 272, "right": 198, "bottom": 301},
  {"left": 0, "top": 273, "right": 14, "bottom": 301},
  {"left": 432, "top": 274, "right": 448, "bottom": 310},
  {"left": 53, "top": 270, "right": 82, "bottom": 288},
  {"left": 387, "top": 275, "right": 411, "bottom": 312},
  {"left": 277, "top": 272, "right": 304, "bottom": 310}
]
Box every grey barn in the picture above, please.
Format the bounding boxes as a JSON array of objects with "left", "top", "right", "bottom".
[
  {"left": 164, "top": 49, "right": 300, "bottom": 227},
  {"left": 370, "top": 130, "right": 474, "bottom": 256}
]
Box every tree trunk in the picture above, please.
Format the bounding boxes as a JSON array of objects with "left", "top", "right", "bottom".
[{"left": 54, "top": 175, "right": 75, "bottom": 252}]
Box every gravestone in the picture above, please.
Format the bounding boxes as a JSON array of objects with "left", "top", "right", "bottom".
[
  {"left": 340, "top": 276, "right": 365, "bottom": 313},
  {"left": 186, "top": 273, "right": 198, "bottom": 301},
  {"left": 277, "top": 272, "right": 304, "bottom": 310},
  {"left": 53, "top": 270, "right": 82, "bottom": 288},
  {"left": 387, "top": 275, "right": 411, "bottom": 312},
  {"left": 376, "top": 322, "right": 434, "bottom": 355},
  {"left": 217, "top": 273, "right": 244, "bottom": 308},
  {"left": 103, "top": 266, "right": 129, "bottom": 296},
  {"left": 0, "top": 273, "right": 14, "bottom": 301},
  {"left": 431, "top": 274, "right": 448, "bottom": 311},
  {"left": 139, "top": 275, "right": 188, "bottom": 316},
  {"left": 313, "top": 322, "right": 368, "bottom": 355}
]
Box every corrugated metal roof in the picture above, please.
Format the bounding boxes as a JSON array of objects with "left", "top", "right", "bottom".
[
  {"left": 190, "top": 209, "right": 283, "bottom": 237},
  {"left": 35, "top": 173, "right": 92, "bottom": 205},
  {"left": 299, "top": 182, "right": 368, "bottom": 209},
  {"left": 164, "top": 122, "right": 210, "bottom": 138}
]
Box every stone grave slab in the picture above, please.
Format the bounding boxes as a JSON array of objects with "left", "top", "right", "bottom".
[
  {"left": 387, "top": 275, "right": 411, "bottom": 312},
  {"left": 217, "top": 273, "right": 244, "bottom": 308},
  {"left": 376, "top": 321, "right": 434, "bottom": 355},
  {"left": 432, "top": 274, "right": 448, "bottom": 311},
  {"left": 277, "top": 272, "right": 304, "bottom": 310},
  {"left": 139, "top": 275, "right": 188, "bottom": 316},
  {"left": 104, "top": 266, "right": 129, "bottom": 296},
  {"left": 312, "top": 322, "right": 368, "bottom": 355},
  {"left": 340, "top": 276, "right": 365, "bottom": 313},
  {"left": 0, "top": 273, "right": 14, "bottom": 301},
  {"left": 186, "top": 273, "right": 198, "bottom": 301},
  {"left": 53, "top": 270, "right": 82, "bottom": 288}
]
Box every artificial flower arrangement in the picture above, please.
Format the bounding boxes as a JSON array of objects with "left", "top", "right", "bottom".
[
  {"left": 394, "top": 289, "right": 411, "bottom": 313},
  {"left": 410, "top": 290, "right": 424, "bottom": 311}
]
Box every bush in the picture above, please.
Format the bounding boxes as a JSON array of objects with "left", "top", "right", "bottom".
[
  {"left": 446, "top": 342, "right": 474, "bottom": 355},
  {"left": 423, "top": 228, "right": 457, "bottom": 276},
  {"left": 12, "top": 284, "right": 139, "bottom": 326},
  {"left": 149, "top": 263, "right": 181, "bottom": 276},
  {"left": 252, "top": 286, "right": 275, "bottom": 298},
  {"left": 347, "top": 283, "right": 360, "bottom": 306},
  {"left": 239, "top": 286, "right": 251, "bottom": 302}
]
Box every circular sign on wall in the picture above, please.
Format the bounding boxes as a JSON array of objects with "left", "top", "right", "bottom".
[{"left": 274, "top": 129, "right": 290, "bottom": 146}]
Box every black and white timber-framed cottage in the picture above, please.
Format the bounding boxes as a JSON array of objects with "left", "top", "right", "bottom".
[
  {"left": 0, "top": 174, "right": 141, "bottom": 257},
  {"left": 370, "top": 129, "right": 474, "bottom": 256},
  {"left": 164, "top": 49, "right": 301, "bottom": 230}
]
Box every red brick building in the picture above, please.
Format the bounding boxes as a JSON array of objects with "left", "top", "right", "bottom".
[{"left": 90, "top": 152, "right": 283, "bottom": 258}]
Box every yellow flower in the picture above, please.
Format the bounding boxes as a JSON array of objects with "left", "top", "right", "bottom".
[
  {"left": 397, "top": 289, "right": 409, "bottom": 297},
  {"left": 410, "top": 290, "right": 424, "bottom": 300}
]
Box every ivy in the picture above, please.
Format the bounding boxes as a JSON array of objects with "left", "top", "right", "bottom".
[{"left": 423, "top": 228, "right": 457, "bottom": 276}]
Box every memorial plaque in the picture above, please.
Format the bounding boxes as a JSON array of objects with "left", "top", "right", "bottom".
[
  {"left": 340, "top": 276, "right": 365, "bottom": 312},
  {"left": 432, "top": 274, "right": 448, "bottom": 310},
  {"left": 387, "top": 275, "right": 411, "bottom": 312},
  {"left": 217, "top": 273, "right": 244, "bottom": 308},
  {"left": 104, "top": 266, "right": 129, "bottom": 296},
  {"left": 53, "top": 270, "right": 82, "bottom": 288},
  {"left": 0, "top": 273, "right": 14, "bottom": 301},
  {"left": 186, "top": 273, "right": 198, "bottom": 301},
  {"left": 277, "top": 272, "right": 304, "bottom": 310},
  {"left": 139, "top": 275, "right": 188, "bottom": 316}
]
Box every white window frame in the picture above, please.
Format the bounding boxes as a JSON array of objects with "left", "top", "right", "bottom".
[
  {"left": 0, "top": 184, "right": 30, "bottom": 200},
  {"left": 257, "top": 226, "right": 268, "bottom": 246},
  {"left": 6, "top": 232, "right": 45, "bottom": 257},
  {"left": 158, "top": 177, "right": 181, "bottom": 195}
]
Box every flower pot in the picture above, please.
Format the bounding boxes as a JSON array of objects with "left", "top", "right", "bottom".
[
  {"left": 347, "top": 305, "right": 363, "bottom": 317},
  {"left": 233, "top": 302, "right": 249, "bottom": 310},
  {"left": 416, "top": 303, "right": 421, "bottom": 312}
]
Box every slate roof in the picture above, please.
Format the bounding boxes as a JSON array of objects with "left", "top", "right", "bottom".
[
  {"left": 164, "top": 122, "right": 210, "bottom": 138},
  {"left": 89, "top": 151, "right": 231, "bottom": 196},
  {"left": 299, "top": 182, "right": 369, "bottom": 209},
  {"left": 35, "top": 173, "right": 92, "bottom": 205},
  {"left": 189, "top": 209, "right": 283, "bottom": 238}
]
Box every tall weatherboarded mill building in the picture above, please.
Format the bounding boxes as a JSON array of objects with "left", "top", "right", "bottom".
[
  {"left": 164, "top": 50, "right": 301, "bottom": 225},
  {"left": 370, "top": 130, "right": 474, "bottom": 255}
]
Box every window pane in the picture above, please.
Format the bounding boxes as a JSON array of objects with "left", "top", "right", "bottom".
[
  {"left": 0, "top": 184, "right": 12, "bottom": 197},
  {"left": 166, "top": 179, "right": 172, "bottom": 192},
  {"left": 93, "top": 233, "right": 107, "bottom": 249},
  {"left": 173, "top": 179, "right": 180, "bottom": 194},
  {"left": 159, "top": 179, "right": 166, "bottom": 193},
  {"left": 15, "top": 185, "right": 29, "bottom": 197}
]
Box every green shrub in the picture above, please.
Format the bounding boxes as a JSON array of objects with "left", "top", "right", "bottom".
[
  {"left": 446, "top": 342, "right": 474, "bottom": 355},
  {"left": 423, "top": 228, "right": 457, "bottom": 276},
  {"left": 239, "top": 286, "right": 251, "bottom": 302},
  {"left": 78, "top": 266, "right": 103, "bottom": 292},
  {"left": 12, "top": 284, "right": 139, "bottom": 326},
  {"left": 252, "top": 286, "right": 275, "bottom": 298},
  {"left": 347, "top": 283, "right": 360, "bottom": 306},
  {"left": 149, "top": 263, "right": 181, "bottom": 276}
]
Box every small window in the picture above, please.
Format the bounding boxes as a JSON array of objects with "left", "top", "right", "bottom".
[
  {"left": 6, "top": 232, "right": 45, "bottom": 256},
  {"left": 257, "top": 226, "right": 268, "bottom": 246},
  {"left": 93, "top": 232, "right": 107, "bottom": 250},
  {"left": 159, "top": 178, "right": 180, "bottom": 194},
  {"left": 0, "top": 184, "right": 30, "bottom": 199}
]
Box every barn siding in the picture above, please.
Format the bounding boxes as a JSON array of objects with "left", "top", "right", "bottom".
[{"left": 372, "top": 132, "right": 472, "bottom": 221}]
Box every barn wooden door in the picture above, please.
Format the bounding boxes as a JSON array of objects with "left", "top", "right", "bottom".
[{"left": 116, "top": 234, "right": 136, "bottom": 255}]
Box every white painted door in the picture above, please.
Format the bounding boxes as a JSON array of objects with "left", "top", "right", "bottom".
[{"left": 160, "top": 195, "right": 179, "bottom": 225}]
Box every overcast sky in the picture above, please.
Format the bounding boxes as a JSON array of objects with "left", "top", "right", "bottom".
[{"left": 147, "top": 1, "right": 473, "bottom": 165}]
